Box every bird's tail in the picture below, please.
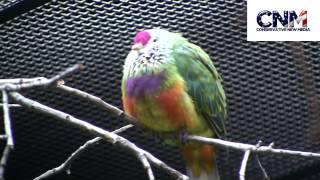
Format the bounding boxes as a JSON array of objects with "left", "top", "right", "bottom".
[{"left": 181, "top": 144, "right": 220, "bottom": 180}]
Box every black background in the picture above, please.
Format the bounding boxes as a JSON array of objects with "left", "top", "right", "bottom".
[{"left": 1, "top": 0, "right": 320, "bottom": 180}]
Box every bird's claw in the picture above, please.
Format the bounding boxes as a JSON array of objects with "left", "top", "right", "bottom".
[
  {"left": 177, "top": 130, "right": 189, "bottom": 144},
  {"left": 147, "top": 130, "right": 163, "bottom": 143}
]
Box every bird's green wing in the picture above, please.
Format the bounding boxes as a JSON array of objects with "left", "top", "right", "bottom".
[{"left": 173, "top": 42, "right": 227, "bottom": 137}]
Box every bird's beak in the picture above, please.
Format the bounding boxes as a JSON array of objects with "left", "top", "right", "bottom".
[{"left": 131, "top": 43, "right": 143, "bottom": 51}]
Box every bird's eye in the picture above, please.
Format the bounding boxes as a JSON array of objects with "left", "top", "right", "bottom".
[{"left": 153, "top": 38, "right": 158, "bottom": 42}]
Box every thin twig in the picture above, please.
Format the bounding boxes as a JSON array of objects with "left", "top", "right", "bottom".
[
  {"left": 239, "top": 141, "right": 263, "bottom": 180},
  {"left": 2, "top": 91, "right": 14, "bottom": 147},
  {"left": 255, "top": 155, "right": 270, "bottom": 180},
  {"left": 0, "top": 77, "right": 46, "bottom": 85},
  {"left": 0, "top": 146, "right": 11, "bottom": 180},
  {"left": 33, "top": 124, "right": 133, "bottom": 180},
  {"left": 143, "top": 150, "right": 188, "bottom": 180},
  {"left": 0, "top": 104, "right": 21, "bottom": 108},
  {"left": 10, "top": 92, "right": 188, "bottom": 180},
  {"left": 253, "top": 140, "right": 270, "bottom": 180},
  {"left": 138, "top": 152, "right": 155, "bottom": 180},
  {"left": 0, "top": 64, "right": 83, "bottom": 91},
  {"left": 239, "top": 150, "right": 251, "bottom": 180},
  {"left": 113, "top": 124, "right": 134, "bottom": 134},
  {"left": 187, "top": 136, "right": 320, "bottom": 158},
  {"left": 55, "top": 84, "right": 137, "bottom": 123},
  {"left": 0, "top": 90, "right": 14, "bottom": 180}
]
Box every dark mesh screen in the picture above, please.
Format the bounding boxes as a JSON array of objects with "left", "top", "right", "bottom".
[
  {"left": 0, "top": 0, "right": 21, "bottom": 11},
  {"left": 1, "top": 0, "right": 320, "bottom": 180}
]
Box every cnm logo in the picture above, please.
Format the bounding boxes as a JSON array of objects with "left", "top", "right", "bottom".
[{"left": 257, "top": 10, "right": 307, "bottom": 27}]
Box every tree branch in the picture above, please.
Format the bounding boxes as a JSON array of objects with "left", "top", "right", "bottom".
[
  {"left": 0, "top": 77, "right": 46, "bottom": 85},
  {"left": 55, "top": 84, "right": 137, "bottom": 123},
  {"left": 239, "top": 150, "right": 251, "bottom": 180},
  {"left": 3, "top": 64, "right": 320, "bottom": 180},
  {"left": 49, "top": 79, "right": 320, "bottom": 179},
  {"left": 54, "top": 82, "right": 320, "bottom": 158},
  {"left": 187, "top": 136, "right": 320, "bottom": 158},
  {"left": 138, "top": 151, "right": 155, "bottom": 180},
  {"left": 0, "top": 145, "right": 11, "bottom": 180},
  {"left": 33, "top": 124, "right": 133, "bottom": 180},
  {"left": 255, "top": 155, "right": 270, "bottom": 180},
  {"left": 2, "top": 91, "right": 14, "bottom": 147},
  {"left": 0, "top": 104, "right": 21, "bottom": 108},
  {"left": 9, "top": 92, "right": 188, "bottom": 180},
  {"left": 0, "top": 64, "right": 83, "bottom": 91},
  {"left": 0, "top": 90, "right": 14, "bottom": 180}
]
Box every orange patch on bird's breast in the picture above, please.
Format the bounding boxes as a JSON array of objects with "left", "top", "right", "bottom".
[
  {"left": 123, "top": 96, "right": 137, "bottom": 118},
  {"left": 154, "top": 82, "right": 189, "bottom": 127}
]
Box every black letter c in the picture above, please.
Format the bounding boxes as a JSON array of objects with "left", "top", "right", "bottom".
[{"left": 257, "top": 10, "right": 272, "bottom": 27}]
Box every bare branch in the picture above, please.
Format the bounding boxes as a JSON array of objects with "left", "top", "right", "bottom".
[
  {"left": 0, "top": 145, "right": 11, "bottom": 180},
  {"left": 2, "top": 91, "right": 14, "bottom": 147},
  {"left": 138, "top": 152, "right": 155, "bottom": 180},
  {"left": 187, "top": 135, "right": 320, "bottom": 158},
  {"left": 55, "top": 84, "right": 320, "bottom": 158},
  {"left": 0, "top": 104, "right": 21, "bottom": 108},
  {"left": 255, "top": 155, "right": 270, "bottom": 180},
  {"left": 0, "top": 77, "right": 46, "bottom": 85},
  {"left": 55, "top": 84, "right": 137, "bottom": 123},
  {"left": 1, "top": 64, "right": 83, "bottom": 91},
  {"left": 0, "top": 90, "right": 14, "bottom": 180},
  {"left": 51, "top": 83, "right": 320, "bottom": 179},
  {"left": 113, "top": 124, "right": 134, "bottom": 134},
  {"left": 239, "top": 141, "right": 262, "bottom": 180},
  {"left": 143, "top": 150, "right": 188, "bottom": 180},
  {"left": 9, "top": 92, "right": 188, "bottom": 180},
  {"left": 4, "top": 65, "right": 320, "bottom": 180},
  {"left": 239, "top": 150, "right": 251, "bottom": 180},
  {"left": 251, "top": 140, "right": 270, "bottom": 180},
  {"left": 33, "top": 124, "right": 133, "bottom": 180}
]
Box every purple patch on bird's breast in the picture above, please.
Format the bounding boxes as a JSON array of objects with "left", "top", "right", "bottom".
[{"left": 126, "top": 73, "right": 165, "bottom": 97}]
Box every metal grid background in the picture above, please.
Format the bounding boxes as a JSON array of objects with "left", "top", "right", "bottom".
[
  {"left": 1, "top": 0, "right": 320, "bottom": 179},
  {"left": 0, "top": 0, "right": 21, "bottom": 11}
]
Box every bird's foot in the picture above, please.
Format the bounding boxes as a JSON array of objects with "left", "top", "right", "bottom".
[
  {"left": 147, "top": 130, "right": 164, "bottom": 143},
  {"left": 176, "top": 130, "right": 189, "bottom": 144}
]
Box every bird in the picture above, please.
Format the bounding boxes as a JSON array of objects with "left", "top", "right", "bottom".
[{"left": 121, "top": 29, "right": 227, "bottom": 180}]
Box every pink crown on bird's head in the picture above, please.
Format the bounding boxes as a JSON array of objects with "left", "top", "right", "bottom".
[{"left": 133, "top": 31, "right": 151, "bottom": 45}]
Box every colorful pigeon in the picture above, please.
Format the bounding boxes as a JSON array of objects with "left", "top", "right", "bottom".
[{"left": 122, "top": 29, "right": 227, "bottom": 180}]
